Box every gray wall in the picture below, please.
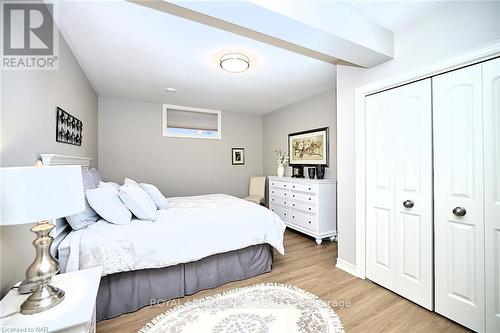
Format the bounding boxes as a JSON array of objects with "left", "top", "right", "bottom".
[
  {"left": 336, "top": 1, "right": 500, "bottom": 266},
  {"left": 98, "top": 97, "right": 263, "bottom": 198},
  {"left": 263, "top": 89, "right": 336, "bottom": 178},
  {"left": 0, "top": 34, "right": 98, "bottom": 296}
]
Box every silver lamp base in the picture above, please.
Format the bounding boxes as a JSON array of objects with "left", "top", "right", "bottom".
[
  {"left": 20, "top": 221, "right": 65, "bottom": 314},
  {"left": 21, "top": 283, "right": 65, "bottom": 314}
]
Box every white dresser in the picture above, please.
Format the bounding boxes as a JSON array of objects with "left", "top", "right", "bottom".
[{"left": 268, "top": 176, "right": 337, "bottom": 244}]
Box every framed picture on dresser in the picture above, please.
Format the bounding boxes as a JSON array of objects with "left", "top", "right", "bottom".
[{"left": 288, "top": 127, "right": 329, "bottom": 166}]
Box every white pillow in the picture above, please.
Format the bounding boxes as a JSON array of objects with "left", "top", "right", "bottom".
[
  {"left": 118, "top": 185, "right": 157, "bottom": 220},
  {"left": 86, "top": 187, "right": 132, "bottom": 225},
  {"left": 140, "top": 183, "right": 170, "bottom": 210},
  {"left": 99, "top": 181, "right": 120, "bottom": 194},
  {"left": 124, "top": 178, "right": 139, "bottom": 186}
]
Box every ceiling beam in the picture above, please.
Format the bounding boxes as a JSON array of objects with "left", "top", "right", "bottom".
[{"left": 127, "top": 0, "right": 394, "bottom": 68}]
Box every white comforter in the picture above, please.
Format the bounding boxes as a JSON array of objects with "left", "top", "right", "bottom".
[{"left": 65, "top": 194, "right": 286, "bottom": 276}]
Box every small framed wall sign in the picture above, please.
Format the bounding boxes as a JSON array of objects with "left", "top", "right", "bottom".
[
  {"left": 56, "top": 107, "right": 82, "bottom": 146},
  {"left": 231, "top": 148, "right": 245, "bottom": 165}
]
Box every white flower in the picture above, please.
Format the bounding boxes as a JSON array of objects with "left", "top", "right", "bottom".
[{"left": 275, "top": 150, "right": 289, "bottom": 166}]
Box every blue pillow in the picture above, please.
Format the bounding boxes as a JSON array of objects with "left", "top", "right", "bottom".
[
  {"left": 65, "top": 170, "right": 100, "bottom": 230},
  {"left": 88, "top": 168, "right": 102, "bottom": 186}
]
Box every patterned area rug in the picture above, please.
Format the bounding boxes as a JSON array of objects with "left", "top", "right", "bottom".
[{"left": 139, "top": 283, "right": 344, "bottom": 333}]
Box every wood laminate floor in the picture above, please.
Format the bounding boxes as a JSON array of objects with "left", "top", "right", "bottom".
[{"left": 97, "top": 230, "right": 468, "bottom": 333}]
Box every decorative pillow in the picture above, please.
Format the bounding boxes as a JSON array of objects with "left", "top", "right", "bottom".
[
  {"left": 118, "top": 185, "right": 157, "bottom": 220},
  {"left": 99, "top": 181, "right": 120, "bottom": 194},
  {"left": 81, "top": 169, "right": 96, "bottom": 189},
  {"left": 86, "top": 187, "right": 132, "bottom": 225},
  {"left": 140, "top": 183, "right": 170, "bottom": 210},
  {"left": 124, "top": 178, "right": 139, "bottom": 186},
  {"left": 88, "top": 168, "right": 102, "bottom": 186},
  {"left": 65, "top": 170, "right": 100, "bottom": 230}
]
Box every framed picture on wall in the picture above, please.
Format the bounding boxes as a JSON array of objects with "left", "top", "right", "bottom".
[
  {"left": 56, "top": 107, "right": 82, "bottom": 146},
  {"left": 231, "top": 148, "right": 245, "bottom": 165},
  {"left": 288, "top": 127, "right": 329, "bottom": 166}
]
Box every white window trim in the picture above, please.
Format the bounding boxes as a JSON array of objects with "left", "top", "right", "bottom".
[{"left": 162, "top": 104, "right": 222, "bottom": 140}]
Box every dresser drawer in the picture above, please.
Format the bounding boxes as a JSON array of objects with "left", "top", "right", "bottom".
[
  {"left": 269, "top": 204, "right": 290, "bottom": 221},
  {"left": 290, "top": 200, "right": 316, "bottom": 214},
  {"left": 269, "top": 180, "right": 290, "bottom": 190},
  {"left": 270, "top": 196, "right": 290, "bottom": 206},
  {"left": 269, "top": 188, "right": 290, "bottom": 198},
  {"left": 290, "top": 192, "right": 316, "bottom": 203},
  {"left": 289, "top": 209, "right": 317, "bottom": 231},
  {"left": 291, "top": 183, "right": 318, "bottom": 194}
]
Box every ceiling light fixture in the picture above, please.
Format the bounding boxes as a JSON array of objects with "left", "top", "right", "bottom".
[
  {"left": 165, "top": 88, "right": 177, "bottom": 93},
  {"left": 220, "top": 53, "right": 250, "bottom": 73}
]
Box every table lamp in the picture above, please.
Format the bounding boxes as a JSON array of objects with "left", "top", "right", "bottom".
[{"left": 0, "top": 165, "right": 85, "bottom": 314}]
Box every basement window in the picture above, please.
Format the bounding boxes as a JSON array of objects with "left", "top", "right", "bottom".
[{"left": 162, "top": 104, "right": 222, "bottom": 139}]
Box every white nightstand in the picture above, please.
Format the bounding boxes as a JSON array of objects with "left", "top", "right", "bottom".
[{"left": 0, "top": 267, "right": 102, "bottom": 333}]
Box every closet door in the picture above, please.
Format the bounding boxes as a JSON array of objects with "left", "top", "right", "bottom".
[
  {"left": 366, "top": 79, "right": 433, "bottom": 309},
  {"left": 393, "top": 79, "right": 433, "bottom": 310},
  {"left": 483, "top": 57, "right": 500, "bottom": 333},
  {"left": 366, "top": 88, "right": 397, "bottom": 288},
  {"left": 433, "top": 64, "right": 485, "bottom": 332}
]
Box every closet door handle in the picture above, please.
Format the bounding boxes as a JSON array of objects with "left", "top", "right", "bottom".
[
  {"left": 452, "top": 207, "right": 466, "bottom": 217},
  {"left": 403, "top": 200, "right": 414, "bottom": 208}
]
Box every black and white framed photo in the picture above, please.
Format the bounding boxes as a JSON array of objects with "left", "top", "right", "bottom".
[
  {"left": 231, "top": 148, "right": 245, "bottom": 165},
  {"left": 56, "top": 107, "right": 82, "bottom": 146},
  {"left": 288, "top": 127, "right": 329, "bottom": 166}
]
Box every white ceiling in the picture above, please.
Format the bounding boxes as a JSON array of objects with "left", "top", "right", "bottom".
[
  {"left": 340, "top": 1, "right": 445, "bottom": 32},
  {"left": 55, "top": 1, "right": 335, "bottom": 115}
]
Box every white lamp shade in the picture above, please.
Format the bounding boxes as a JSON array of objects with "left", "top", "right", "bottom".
[{"left": 1, "top": 165, "right": 85, "bottom": 225}]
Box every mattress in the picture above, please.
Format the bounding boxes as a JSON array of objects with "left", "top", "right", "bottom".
[{"left": 59, "top": 194, "right": 286, "bottom": 276}]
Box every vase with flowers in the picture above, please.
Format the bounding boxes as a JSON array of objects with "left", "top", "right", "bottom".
[{"left": 275, "top": 150, "right": 289, "bottom": 177}]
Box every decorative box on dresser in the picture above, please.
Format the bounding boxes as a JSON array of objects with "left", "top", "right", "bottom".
[
  {"left": 268, "top": 176, "right": 337, "bottom": 244},
  {"left": 0, "top": 267, "right": 102, "bottom": 333}
]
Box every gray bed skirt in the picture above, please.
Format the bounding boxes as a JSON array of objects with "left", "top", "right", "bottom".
[{"left": 96, "top": 244, "right": 273, "bottom": 321}]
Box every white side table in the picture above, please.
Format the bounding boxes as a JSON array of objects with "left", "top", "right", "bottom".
[{"left": 0, "top": 267, "right": 102, "bottom": 333}]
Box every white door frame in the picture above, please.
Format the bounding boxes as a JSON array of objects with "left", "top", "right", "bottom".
[{"left": 354, "top": 39, "right": 500, "bottom": 279}]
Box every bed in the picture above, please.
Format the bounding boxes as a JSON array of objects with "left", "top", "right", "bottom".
[{"left": 42, "top": 154, "right": 286, "bottom": 321}]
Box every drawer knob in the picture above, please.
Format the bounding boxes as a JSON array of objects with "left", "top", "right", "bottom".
[
  {"left": 284, "top": 193, "right": 287, "bottom": 196},
  {"left": 308, "top": 208, "right": 311, "bottom": 211},
  {"left": 271, "top": 199, "right": 274, "bottom": 201},
  {"left": 308, "top": 221, "right": 311, "bottom": 224},
  {"left": 293, "top": 195, "right": 295, "bottom": 197},
  {"left": 309, "top": 198, "right": 311, "bottom": 201},
  {"left": 284, "top": 202, "right": 287, "bottom": 204},
  {"left": 292, "top": 204, "right": 295, "bottom": 206},
  {"left": 272, "top": 191, "right": 274, "bottom": 193},
  {"left": 453, "top": 207, "right": 466, "bottom": 217},
  {"left": 293, "top": 185, "right": 295, "bottom": 188},
  {"left": 309, "top": 187, "right": 311, "bottom": 190},
  {"left": 284, "top": 213, "right": 287, "bottom": 216},
  {"left": 292, "top": 216, "right": 295, "bottom": 219}
]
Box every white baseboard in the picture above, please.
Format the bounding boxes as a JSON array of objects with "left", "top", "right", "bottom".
[{"left": 335, "top": 258, "right": 358, "bottom": 277}]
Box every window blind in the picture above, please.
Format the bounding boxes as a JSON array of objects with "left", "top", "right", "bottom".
[{"left": 166, "top": 109, "right": 218, "bottom": 131}]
